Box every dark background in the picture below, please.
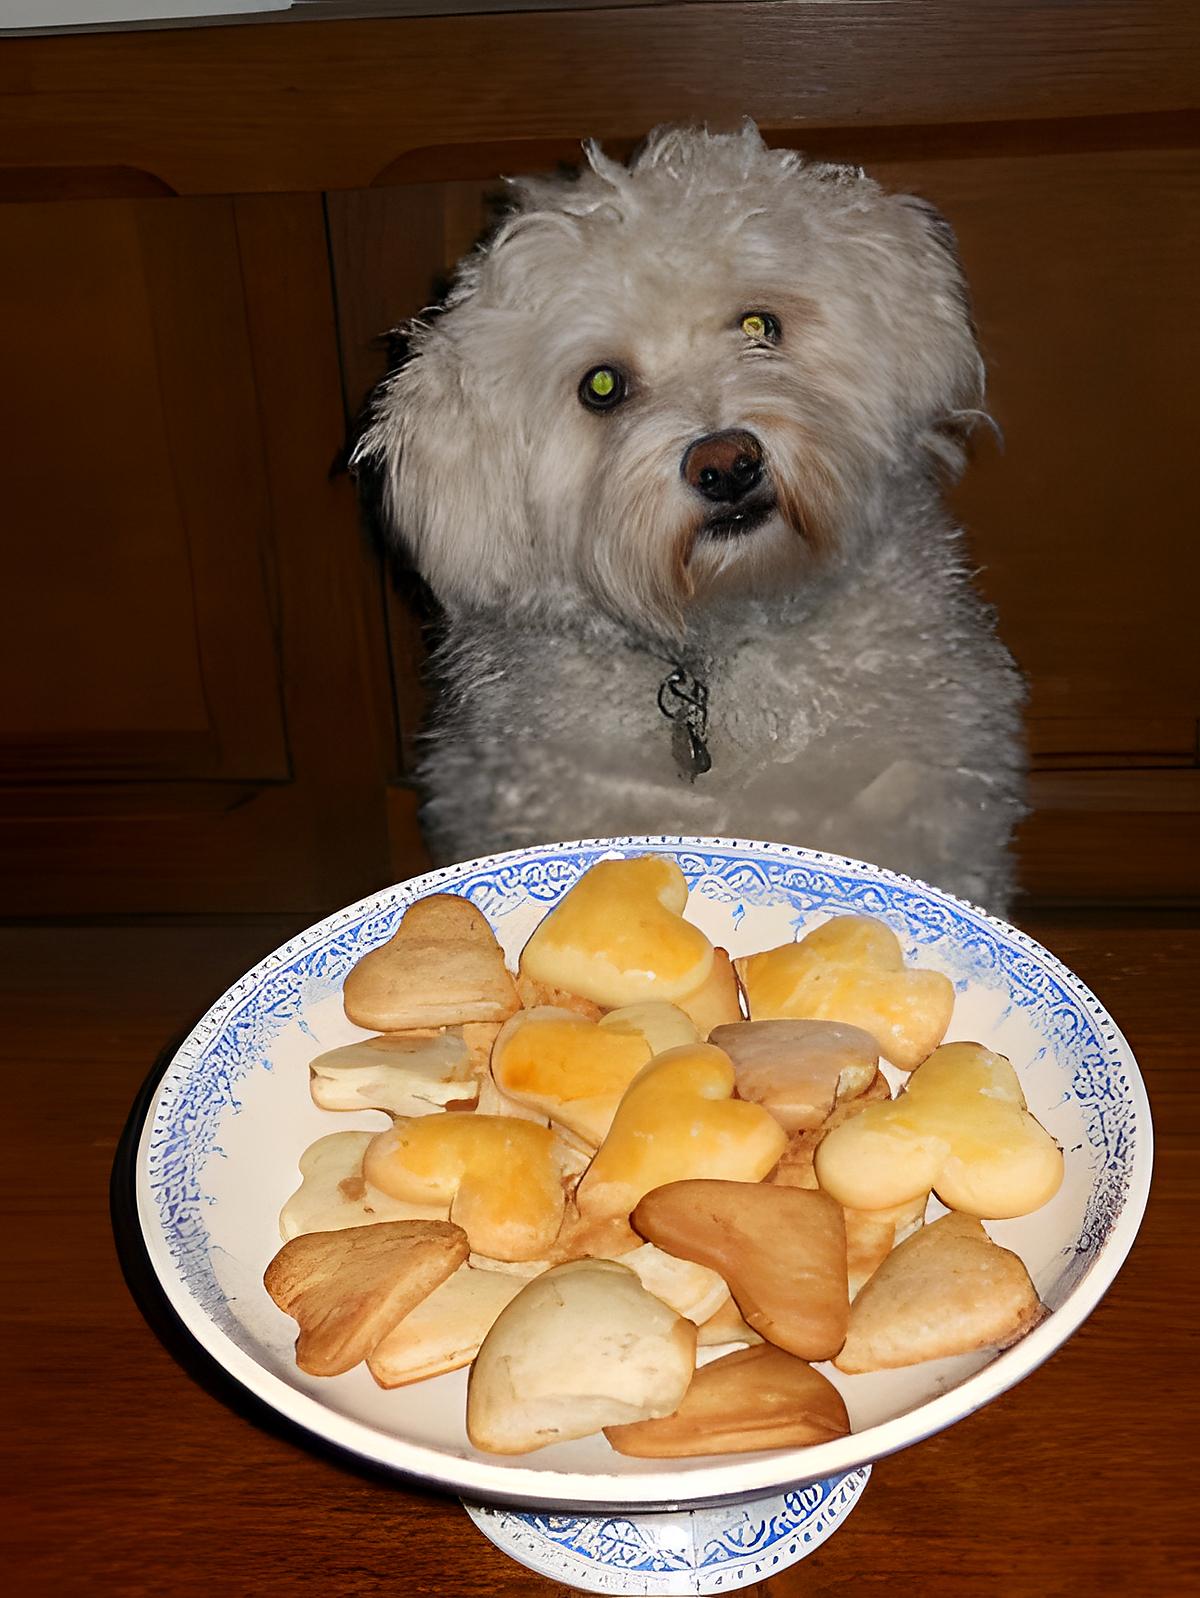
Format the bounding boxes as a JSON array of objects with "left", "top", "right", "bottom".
[{"left": 1, "top": 0, "right": 1197, "bottom": 920}]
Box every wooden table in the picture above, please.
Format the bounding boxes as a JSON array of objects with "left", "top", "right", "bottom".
[{"left": 5, "top": 910, "right": 1196, "bottom": 1595}]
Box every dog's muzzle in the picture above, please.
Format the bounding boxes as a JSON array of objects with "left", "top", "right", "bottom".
[{"left": 681, "top": 429, "right": 775, "bottom": 538}]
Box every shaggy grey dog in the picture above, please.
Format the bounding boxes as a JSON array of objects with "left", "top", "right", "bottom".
[{"left": 354, "top": 125, "right": 1026, "bottom": 912}]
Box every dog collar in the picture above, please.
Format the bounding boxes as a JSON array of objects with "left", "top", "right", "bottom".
[{"left": 657, "top": 664, "right": 712, "bottom": 782}]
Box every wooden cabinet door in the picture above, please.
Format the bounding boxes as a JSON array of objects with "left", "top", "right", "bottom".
[{"left": 0, "top": 193, "right": 410, "bottom": 915}]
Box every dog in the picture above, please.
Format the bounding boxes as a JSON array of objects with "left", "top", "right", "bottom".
[{"left": 353, "top": 125, "right": 1026, "bottom": 913}]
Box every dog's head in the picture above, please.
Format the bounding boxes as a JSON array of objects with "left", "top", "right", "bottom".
[{"left": 354, "top": 125, "right": 982, "bottom": 637}]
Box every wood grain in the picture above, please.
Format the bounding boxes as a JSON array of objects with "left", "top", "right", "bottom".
[
  {"left": 0, "top": 199, "right": 285, "bottom": 777},
  {"left": 0, "top": 193, "right": 400, "bottom": 916},
  {"left": 0, "top": 910, "right": 1194, "bottom": 1594},
  {"left": 1, "top": 2, "right": 1196, "bottom": 200}
]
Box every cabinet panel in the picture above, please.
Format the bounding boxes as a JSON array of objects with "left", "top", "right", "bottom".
[
  {"left": 872, "top": 148, "right": 1199, "bottom": 739},
  {"left": 1, "top": 198, "right": 287, "bottom": 782},
  {"left": 0, "top": 193, "right": 395, "bottom": 914}
]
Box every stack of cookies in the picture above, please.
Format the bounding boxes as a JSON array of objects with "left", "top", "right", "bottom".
[{"left": 263, "top": 856, "right": 1060, "bottom": 1457}]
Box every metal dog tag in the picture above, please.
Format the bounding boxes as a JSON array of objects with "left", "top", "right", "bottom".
[{"left": 657, "top": 666, "right": 713, "bottom": 782}]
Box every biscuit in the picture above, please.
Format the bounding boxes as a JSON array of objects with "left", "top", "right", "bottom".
[
  {"left": 735, "top": 916, "right": 954, "bottom": 1072},
  {"left": 344, "top": 894, "right": 519, "bottom": 1031},
  {"left": 814, "top": 1042, "right": 1064, "bottom": 1218},
  {"left": 518, "top": 856, "right": 714, "bottom": 1008},
  {"left": 490, "top": 1001, "right": 698, "bottom": 1146},
  {"left": 367, "top": 1262, "right": 527, "bottom": 1387},
  {"left": 364, "top": 1112, "right": 569, "bottom": 1261},
  {"left": 278, "top": 1130, "right": 449, "bottom": 1241},
  {"left": 632, "top": 1179, "right": 849, "bottom": 1362},
  {"left": 309, "top": 1030, "right": 479, "bottom": 1117},
  {"left": 710, "top": 1017, "right": 879, "bottom": 1133},
  {"left": 574, "top": 1044, "right": 787, "bottom": 1221},
  {"left": 605, "top": 1343, "right": 849, "bottom": 1457},
  {"left": 466, "top": 1259, "right": 697, "bottom": 1454},
  {"left": 836, "top": 1210, "right": 1044, "bottom": 1372},
  {"left": 263, "top": 1219, "right": 469, "bottom": 1377}
]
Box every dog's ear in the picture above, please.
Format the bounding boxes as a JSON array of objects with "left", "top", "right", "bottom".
[
  {"left": 350, "top": 314, "right": 529, "bottom": 612},
  {"left": 896, "top": 195, "right": 991, "bottom": 479}
]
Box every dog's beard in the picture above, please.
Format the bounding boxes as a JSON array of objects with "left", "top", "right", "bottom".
[{"left": 578, "top": 413, "right": 850, "bottom": 639}]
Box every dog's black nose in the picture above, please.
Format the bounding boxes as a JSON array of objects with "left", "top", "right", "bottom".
[{"left": 681, "top": 430, "right": 764, "bottom": 504}]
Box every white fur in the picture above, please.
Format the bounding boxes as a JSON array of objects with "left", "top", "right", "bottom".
[{"left": 354, "top": 125, "right": 1026, "bottom": 912}]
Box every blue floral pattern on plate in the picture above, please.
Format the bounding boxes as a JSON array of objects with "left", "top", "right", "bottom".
[{"left": 465, "top": 1470, "right": 872, "bottom": 1592}]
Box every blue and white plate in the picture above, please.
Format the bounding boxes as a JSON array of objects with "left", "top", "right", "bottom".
[{"left": 133, "top": 837, "right": 1152, "bottom": 1512}]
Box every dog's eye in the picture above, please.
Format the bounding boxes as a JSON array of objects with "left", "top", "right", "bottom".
[
  {"left": 579, "top": 365, "right": 627, "bottom": 411},
  {"left": 740, "top": 312, "right": 781, "bottom": 344}
]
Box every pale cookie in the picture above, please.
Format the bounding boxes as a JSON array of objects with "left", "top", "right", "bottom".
[
  {"left": 344, "top": 894, "right": 519, "bottom": 1031},
  {"left": 309, "top": 1031, "right": 479, "bottom": 1117},
  {"left": 263, "top": 1219, "right": 468, "bottom": 1377},
  {"left": 836, "top": 1211, "right": 1044, "bottom": 1372},
  {"left": 710, "top": 1018, "right": 880, "bottom": 1133},
  {"left": 519, "top": 855, "right": 714, "bottom": 1008},
  {"left": 617, "top": 1242, "right": 731, "bottom": 1325},
  {"left": 632, "top": 1179, "right": 849, "bottom": 1362},
  {"left": 279, "top": 1130, "right": 449, "bottom": 1241},
  {"left": 573, "top": 1044, "right": 787, "bottom": 1221},
  {"left": 605, "top": 1343, "right": 850, "bottom": 1457},
  {"left": 735, "top": 915, "right": 954, "bottom": 1072},
  {"left": 367, "top": 1261, "right": 528, "bottom": 1387},
  {"left": 814, "top": 1042, "right": 1064, "bottom": 1219},
  {"left": 696, "top": 1296, "right": 763, "bottom": 1348},
  {"left": 466, "top": 1258, "right": 697, "bottom": 1454},
  {"left": 364, "top": 1112, "right": 569, "bottom": 1261}
]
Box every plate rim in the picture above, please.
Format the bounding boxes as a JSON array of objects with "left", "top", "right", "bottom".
[{"left": 126, "top": 834, "right": 1155, "bottom": 1511}]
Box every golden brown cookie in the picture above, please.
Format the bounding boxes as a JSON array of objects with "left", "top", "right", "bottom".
[
  {"left": 344, "top": 894, "right": 519, "bottom": 1031},
  {"left": 605, "top": 1343, "right": 849, "bottom": 1456},
  {"left": 835, "top": 1210, "right": 1044, "bottom": 1372},
  {"left": 263, "top": 1218, "right": 468, "bottom": 1376},
  {"left": 632, "top": 1179, "right": 849, "bottom": 1361}
]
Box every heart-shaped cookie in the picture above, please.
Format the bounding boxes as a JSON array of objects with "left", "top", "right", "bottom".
[
  {"left": 835, "top": 1211, "right": 1044, "bottom": 1372},
  {"left": 735, "top": 915, "right": 954, "bottom": 1072},
  {"left": 466, "top": 1259, "right": 697, "bottom": 1454},
  {"left": 263, "top": 1218, "right": 469, "bottom": 1377},
  {"left": 631, "top": 1178, "right": 849, "bottom": 1360},
  {"left": 344, "top": 893, "right": 519, "bottom": 1031},
  {"left": 279, "top": 1130, "right": 450, "bottom": 1241},
  {"left": 518, "top": 856, "right": 715, "bottom": 1008},
  {"left": 366, "top": 1261, "right": 529, "bottom": 1389},
  {"left": 709, "top": 1018, "right": 880, "bottom": 1133},
  {"left": 605, "top": 1343, "right": 849, "bottom": 1457},
  {"left": 573, "top": 1043, "right": 788, "bottom": 1221},
  {"left": 814, "top": 1042, "right": 1064, "bottom": 1218},
  {"left": 363, "top": 1112, "right": 571, "bottom": 1261},
  {"left": 308, "top": 1031, "right": 481, "bottom": 1117},
  {"left": 491, "top": 1001, "right": 699, "bottom": 1145}
]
